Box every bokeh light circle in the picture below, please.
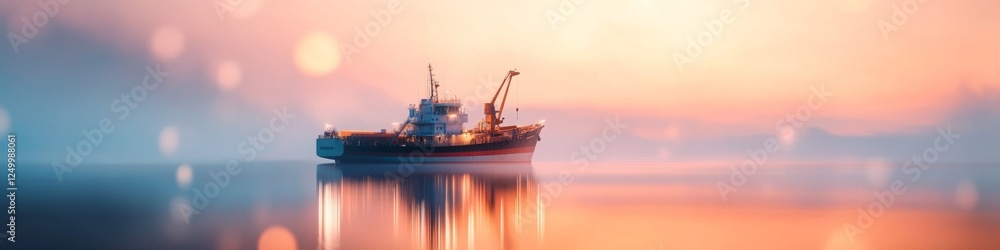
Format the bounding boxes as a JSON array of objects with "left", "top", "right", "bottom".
[
  {"left": 257, "top": 225, "right": 297, "bottom": 250},
  {"left": 216, "top": 60, "right": 242, "bottom": 90},
  {"left": 294, "top": 32, "right": 341, "bottom": 77},
  {"left": 955, "top": 179, "right": 978, "bottom": 211},
  {"left": 176, "top": 164, "right": 192, "bottom": 189},
  {"left": 159, "top": 126, "right": 179, "bottom": 157},
  {"left": 150, "top": 26, "right": 185, "bottom": 61}
]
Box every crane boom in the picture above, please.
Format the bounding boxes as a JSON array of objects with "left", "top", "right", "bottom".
[
  {"left": 390, "top": 119, "right": 411, "bottom": 145},
  {"left": 484, "top": 69, "right": 519, "bottom": 133},
  {"left": 496, "top": 72, "right": 515, "bottom": 125}
]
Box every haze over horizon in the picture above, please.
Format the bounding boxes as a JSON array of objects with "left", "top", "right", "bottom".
[{"left": 2, "top": 0, "right": 998, "bottom": 165}]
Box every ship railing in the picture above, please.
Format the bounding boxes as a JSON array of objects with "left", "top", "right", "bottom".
[
  {"left": 436, "top": 97, "right": 462, "bottom": 104},
  {"left": 341, "top": 125, "right": 540, "bottom": 147}
]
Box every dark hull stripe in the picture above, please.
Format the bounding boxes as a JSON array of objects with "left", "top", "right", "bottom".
[{"left": 347, "top": 145, "right": 536, "bottom": 157}]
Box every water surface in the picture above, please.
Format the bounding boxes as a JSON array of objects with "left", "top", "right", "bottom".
[{"left": 10, "top": 161, "right": 1000, "bottom": 249}]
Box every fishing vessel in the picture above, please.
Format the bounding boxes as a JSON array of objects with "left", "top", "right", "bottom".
[{"left": 316, "top": 65, "right": 544, "bottom": 163}]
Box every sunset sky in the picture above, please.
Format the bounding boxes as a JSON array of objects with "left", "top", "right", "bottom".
[{"left": 2, "top": 0, "right": 999, "bottom": 164}]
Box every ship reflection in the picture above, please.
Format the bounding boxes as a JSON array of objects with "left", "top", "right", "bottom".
[{"left": 316, "top": 163, "right": 544, "bottom": 250}]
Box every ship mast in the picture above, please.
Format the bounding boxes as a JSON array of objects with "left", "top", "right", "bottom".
[{"left": 428, "top": 64, "right": 440, "bottom": 103}]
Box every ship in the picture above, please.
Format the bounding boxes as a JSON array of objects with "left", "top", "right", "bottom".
[{"left": 316, "top": 64, "right": 544, "bottom": 163}]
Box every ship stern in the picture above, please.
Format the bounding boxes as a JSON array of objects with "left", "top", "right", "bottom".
[{"left": 316, "top": 137, "right": 345, "bottom": 159}]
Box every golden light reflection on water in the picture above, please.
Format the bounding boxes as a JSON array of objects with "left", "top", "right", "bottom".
[
  {"left": 306, "top": 162, "right": 1000, "bottom": 249},
  {"left": 317, "top": 172, "right": 341, "bottom": 250},
  {"left": 317, "top": 163, "right": 543, "bottom": 250}
]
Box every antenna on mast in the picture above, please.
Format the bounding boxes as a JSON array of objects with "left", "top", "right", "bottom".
[{"left": 427, "top": 64, "right": 440, "bottom": 103}]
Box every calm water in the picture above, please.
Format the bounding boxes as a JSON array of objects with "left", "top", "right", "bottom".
[{"left": 7, "top": 161, "right": 1000, "bottom": 249}]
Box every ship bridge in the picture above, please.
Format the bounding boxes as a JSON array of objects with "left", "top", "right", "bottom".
[{"left": 403, "top": 65, "right": 469, "bottom": 137}]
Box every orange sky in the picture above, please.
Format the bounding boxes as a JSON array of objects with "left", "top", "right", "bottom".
[{"left": 5, "top": 0, "right": 999, "bottom": 137}]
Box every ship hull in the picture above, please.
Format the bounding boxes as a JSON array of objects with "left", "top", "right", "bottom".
[
  {"left": 317, "top": 129, "right": 541, "bottom": 163},
  {"left": 334, "top": 151, "right": 535, "bottom": 163}
]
